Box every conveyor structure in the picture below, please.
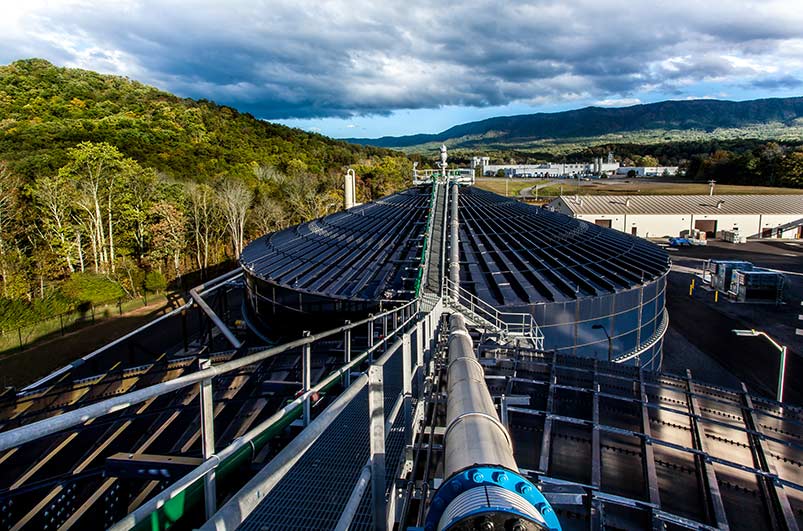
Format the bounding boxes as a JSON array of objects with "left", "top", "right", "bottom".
[{"left": 0, "top": 171, "right": 801, "bottom": 531}]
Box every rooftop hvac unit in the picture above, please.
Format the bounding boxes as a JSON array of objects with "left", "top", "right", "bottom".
[
  {"left": 710, "top": 260, "right": 753, "bottom": 292},
  {"left": 731, "top": 270, "right": 785, "bottom": 303}
]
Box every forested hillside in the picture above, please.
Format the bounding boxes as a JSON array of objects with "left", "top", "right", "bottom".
[{"left": 0, "top": 59, "right": 411, "bottom": 328}]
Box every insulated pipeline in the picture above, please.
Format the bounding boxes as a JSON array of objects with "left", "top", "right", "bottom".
[
  {"left": 426, "top": 313, "right": 561, "bottom": 531},
  {"left": 443, "top": 314, "right": 516, "bottom": 476}
]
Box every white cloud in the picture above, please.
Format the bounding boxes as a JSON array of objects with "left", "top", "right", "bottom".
[{"left": 595, "top": 98, "right": 642, "bottom": 107}]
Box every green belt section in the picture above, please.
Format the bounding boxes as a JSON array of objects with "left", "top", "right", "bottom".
[
  {"left": 136, "top": 376, "right": 342, "bottom": 531},
  {"left": 413, "top": 180, "right": 438, "bottom": 297}
]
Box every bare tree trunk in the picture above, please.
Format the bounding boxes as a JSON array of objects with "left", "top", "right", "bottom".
[
  {"left": 107, "top": 193, "right": 115, "bottom": 273},
  {"left": 77, "top": 232, "right": 85, "bottom": 272}
]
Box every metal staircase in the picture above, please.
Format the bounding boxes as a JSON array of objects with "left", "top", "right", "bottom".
[{"left": 444, "top": 278, "right": 543, "bottom": 350}]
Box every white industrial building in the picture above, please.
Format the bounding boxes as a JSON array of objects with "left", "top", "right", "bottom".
[
  {"left": 549, "top": 194, "right": 803, "bottom": 239},
  {"left": 472, "top": 155, "right": 619, "bottom": 177},
  {"left": 615, "top": 166, "right": 680, "bottom": 177}
]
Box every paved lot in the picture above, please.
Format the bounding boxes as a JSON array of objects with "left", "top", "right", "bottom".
[{"left": 663, "top": 240, "right": 803, "bottom": 404}]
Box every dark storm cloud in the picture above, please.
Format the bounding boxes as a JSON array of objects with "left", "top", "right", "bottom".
[
  {"left": 1, "top": 0, "right": 802, "bottom": 119},
  {"left": 750, "top": 75, "right": 803, "bottom": 89}
]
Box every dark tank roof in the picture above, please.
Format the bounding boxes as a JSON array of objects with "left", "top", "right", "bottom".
[
  {"left": 457, "top": 187, "right": 670, "bottom": 306},
  {"left": 240, "top": 186, "right": 431, "bottom": 302},
  {"left": 240, "top": 184, "right": 670, "bottom": 307}
]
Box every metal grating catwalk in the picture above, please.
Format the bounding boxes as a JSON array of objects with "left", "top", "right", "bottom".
[
  {"left": 484, "top": 347, "right": 803, "bottom": 530},
  {"left": 239, "top": 347, "right": 406, "bottom": 530}
]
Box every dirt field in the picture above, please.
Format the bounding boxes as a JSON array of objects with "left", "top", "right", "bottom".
[{"left": 474, "top": 177, "right": 548, "bottom": 196}]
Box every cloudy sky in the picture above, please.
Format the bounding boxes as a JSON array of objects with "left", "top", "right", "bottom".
[{"left": 2, "top": 0, "right": 803, "bottom": 137}]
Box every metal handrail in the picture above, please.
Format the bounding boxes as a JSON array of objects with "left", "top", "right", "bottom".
[
  {"left": 611, "top": 308, "right": 669, "bottom": 364},
  {"left": 196, "top": 298, "right": 445, "bottom": 531},
  {"left": 444, "top": 278, "right": 543, "bottom": 346},
  {"left": 414, "top": 181, "right": 439, "bottom": 296},
  {"left": 111, "top": 299, "right": 438, "bottom": 531},
  {"left": 0, "top": 297, "right": 420, "bottom": 453}
]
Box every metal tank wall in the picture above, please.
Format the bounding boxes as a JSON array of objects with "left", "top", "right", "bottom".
[
  {"left": 514, "top": 273, "right": 667, "bottom": 370},
  {"left": 456, "top": 187, "right": 670, "bottom": 371}
]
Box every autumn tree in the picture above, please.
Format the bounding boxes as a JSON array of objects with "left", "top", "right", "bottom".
[
  {"left": 186, "top": 183, "right": 221, "bottom": 272},
  {"left": 149, "top": 201, "right": 187, "bottom": 279},
  {"left": 217, "top": 178, "right": 252, "bottom": 258},
  {"left": 59, "top": 142, "right": 128, "bottom": 274},
  {"left": 32, "top": 173, "right": 77, "bottom": 272}
]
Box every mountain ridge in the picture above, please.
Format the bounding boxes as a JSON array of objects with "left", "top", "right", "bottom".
[{"left": 346, "top": 97, "right": 803, "bottom": 148}]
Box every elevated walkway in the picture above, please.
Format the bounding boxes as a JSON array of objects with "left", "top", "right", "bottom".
[{"left": 199, "top": 300, "right": 445, "bottom": 531}]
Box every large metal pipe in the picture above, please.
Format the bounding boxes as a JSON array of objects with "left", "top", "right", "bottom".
[
  {"left": 425, "top": 314, "right": 560, "bottom": 531},
  {"left": 444, "top": 314, "right": 516, "bottom": 476}
]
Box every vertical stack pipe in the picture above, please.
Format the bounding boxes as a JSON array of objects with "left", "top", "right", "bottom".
[{"left": 345, "top": 169, "right": 356, "bottom": 209}]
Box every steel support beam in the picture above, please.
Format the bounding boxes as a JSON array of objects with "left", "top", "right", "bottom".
[
  {"left": 368, "top": 314, "right": 375, "bottom": 362},
  {"left": 639, "top": 362, "right": 662, "bottom": 530},
  {"left": 686, "top": 371, "right": 729, "bottom": 530},
  {"left": 344, "top": 321, "right": 352, "bottom": 387},
  {"left": 368, "top": 364, "right": 387, "bottom": 531},
  {"left": 303, "top": 332, "right": 312, "bottom": 426},
  {"left": 591, "top": 361, "right": 601, "bottom": 489},
  {"left": 740, "top": 383, "right": 799, "bottom": 531},
  {"left": 199, "top": 358, "right": 216, "bottom": 520},
  {"left": 538, "top": 353, "right": 558, "bottom": 475}
]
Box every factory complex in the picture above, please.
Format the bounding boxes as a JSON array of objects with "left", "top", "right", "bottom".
[
  {"left": 472, "top": 155, "right": 679, "bottom": 178},
  {"left": 0, "top": 147, "right": 800, "bottom": 531}
]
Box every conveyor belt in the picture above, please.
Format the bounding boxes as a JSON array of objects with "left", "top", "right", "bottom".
[
  {"left": 239, "top": 349, "right": 405, "bottom": 530},
  {"left": 424, "top": 183, "right": 446, "bottom": 295}
]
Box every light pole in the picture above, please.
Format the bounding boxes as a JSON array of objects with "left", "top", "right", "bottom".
[
  {"left": 592, "top": 324, "right": 612, "bottom": 362},
  {"left": 733, "top": 329, "right": 788, "bottom": 402}
]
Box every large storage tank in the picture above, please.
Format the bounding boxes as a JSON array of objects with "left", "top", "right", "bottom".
[
  {"left": 240, "top": 185, "right": 670, "bottom": 369},
  {"left": 239, "top": 186, "right": 431, "bottom": 333},
  {"left": 456, "top": 188, "right": 670, "bottom": 369}
]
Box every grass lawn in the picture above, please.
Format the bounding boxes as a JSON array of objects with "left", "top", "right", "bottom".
[
  {"left": 475, "top": 177, "right": 803, "bottom": 197},
  {"left": 474, "top": 178, "right": 550, "bottom": 196}
]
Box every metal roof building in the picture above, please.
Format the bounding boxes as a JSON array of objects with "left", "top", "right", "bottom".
[{"left": 550, "top": 194, "right": 803, "bottom": 239}]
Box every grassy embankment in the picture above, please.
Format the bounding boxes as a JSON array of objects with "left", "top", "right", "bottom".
[{"left": 474, "top": 177, "right": 803, "bottom": 197}]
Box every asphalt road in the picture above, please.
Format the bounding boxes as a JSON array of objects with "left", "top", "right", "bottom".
[{"left": 663, "top": 240, "right": 803, "bottom": 405}]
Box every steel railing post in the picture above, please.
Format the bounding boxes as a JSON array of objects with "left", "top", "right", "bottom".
[
  {"left": 382, "top": 315, "right": 388, "bottom": 352},
  {"left": 302, "top": 331, "right": 311, "bottom": 426},
  {"left": 415, "top": 321, "right": 424, "bottom": 367},
  {"left": 402, "top": 332, "right": 413, "bottom": 447},
  {"left": 368, "top": 365, "right": 387, "bottom": 531},
  {"left": 344, "top": 321, "right": 352, "bottom": 387},
  {"left": 368, "top": 314, "right": 375, "bottom": 362},
  {"left": 198, "top": 358, "right": 216, "bottom": 520}
]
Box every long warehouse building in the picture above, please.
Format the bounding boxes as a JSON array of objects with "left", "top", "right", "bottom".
[{"left": 550, "top": 194, "right": 803, "bottom": 239}]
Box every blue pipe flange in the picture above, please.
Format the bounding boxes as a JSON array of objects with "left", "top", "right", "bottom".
[{"left": 424, "top": 466, "right": 561, "bottom": 531}]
